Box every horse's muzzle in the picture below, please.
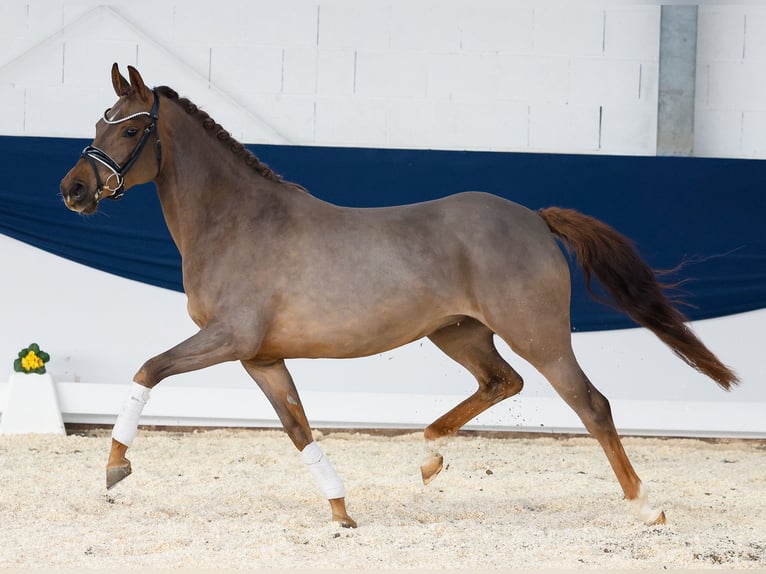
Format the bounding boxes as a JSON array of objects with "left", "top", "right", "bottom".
[{"left": 60, "top": 178, "right": 98, "bottom": 214}]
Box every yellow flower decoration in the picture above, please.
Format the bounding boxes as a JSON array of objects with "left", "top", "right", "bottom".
[{"left": 13, "top": 343, "right": 50, "bottom": 374}]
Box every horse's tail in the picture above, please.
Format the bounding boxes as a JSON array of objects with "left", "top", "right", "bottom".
[{"left": 537, "top": 206, "right": 738, "bottom": 390}]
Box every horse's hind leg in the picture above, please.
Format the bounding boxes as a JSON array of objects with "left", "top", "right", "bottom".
[
  {"left": 422, "top": 318, "right": 523, "bottom": 484},
  {"left": 524, "top": 340, "right": 667, "bottom": 525},
  {"left": 241, "top": 358, "right": 356, "bottom": 528}
]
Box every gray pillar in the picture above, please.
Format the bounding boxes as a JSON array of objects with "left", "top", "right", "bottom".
[{"left": 657, "top": 5, "right": 698, "bottom": 156}]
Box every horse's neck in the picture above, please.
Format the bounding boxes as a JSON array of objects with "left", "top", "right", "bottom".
[{"left": 153, "top": 112, "right": 260, "bottom": 253}]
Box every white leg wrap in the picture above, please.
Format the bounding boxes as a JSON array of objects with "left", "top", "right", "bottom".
[
  {"left": 629, "top": 482, "right": 663, "bottom": 524},
  {"left": 301, "top": 442, "right": 345, "bottom": 500},
  {"left": 111, "top": 383, "right": 151, "bottom": 447}
]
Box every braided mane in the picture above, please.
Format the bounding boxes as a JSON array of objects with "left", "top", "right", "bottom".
[{"left": 156, "top": 85, "right": 284, "bottom": 183}]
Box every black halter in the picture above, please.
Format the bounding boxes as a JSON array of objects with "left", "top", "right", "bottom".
[{"left": 81, "top": 88, "right": 162, "bottom": 201}]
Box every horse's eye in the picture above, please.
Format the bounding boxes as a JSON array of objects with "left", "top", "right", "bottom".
[{"left": 123, "top": 127, "right": 139, "bottom": 137}]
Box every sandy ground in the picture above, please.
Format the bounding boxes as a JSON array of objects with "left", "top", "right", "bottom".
[{"left": 0, "top": 428, "right": 764, "bottom": 570}]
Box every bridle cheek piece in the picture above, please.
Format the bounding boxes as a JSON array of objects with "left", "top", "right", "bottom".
[{"left": 81, "top": 88, "right": 163, "bottom": 202}]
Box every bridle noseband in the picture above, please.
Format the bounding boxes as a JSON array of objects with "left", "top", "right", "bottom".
[{"left": 81, "top": 88, "right": 162, "bottom": 201}]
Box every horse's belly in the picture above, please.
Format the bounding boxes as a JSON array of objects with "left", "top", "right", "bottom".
[{"left": 258, "top": 308, "right": 464, "bottom": 360}]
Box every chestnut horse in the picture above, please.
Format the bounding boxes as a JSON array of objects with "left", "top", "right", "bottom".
[{"left": 60, "top": 65, "right": 737, "bottom": 528}]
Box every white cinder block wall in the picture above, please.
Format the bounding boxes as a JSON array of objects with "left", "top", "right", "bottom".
[
  {"left": 2, "top": 1, "right": 762, "bottom": 158},
  {"left": 0, "top": 1, "right": 662, "bottom": 155},
  {"left": 0, "top": 0, "right": 766, "bottom": 157}
]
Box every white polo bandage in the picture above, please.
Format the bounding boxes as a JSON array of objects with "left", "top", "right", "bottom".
[
  {"left": 629, "top": 482, "right": 663, "bottom": 524},
  {"left": 111, "top": 382, "right": 151, "bottom": 447},
  {"left": 301, "top": 441, "right": 345, "bottom": 500}
]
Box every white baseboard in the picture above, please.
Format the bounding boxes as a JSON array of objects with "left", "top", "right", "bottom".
[{"left": 2, "top": 381, "right": 763, "bottom": 439}]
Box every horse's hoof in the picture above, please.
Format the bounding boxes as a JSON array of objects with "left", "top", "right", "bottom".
[
  {"left": 420, "top": 453, "right": 444, "bottom": 485},
  {"left": 329, "top": 498, "right": 357, "bottom": 528},
  {"left": 652, "top": 510, "right": 667, "bottom": 525},
  {"left": 333, "top": 514, "right": 358, "bottom": 528},
  {"left": 106, "top": 462, "right": 132, "bottom": 490}
]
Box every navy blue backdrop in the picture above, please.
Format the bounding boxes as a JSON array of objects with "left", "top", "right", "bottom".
[{"left": 1, "top": 134, "right": 764, "bottom": 331}]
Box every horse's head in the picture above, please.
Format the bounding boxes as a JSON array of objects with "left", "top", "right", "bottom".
[{"left": 60, "top": 64, "right": 162, "bottom": 214}]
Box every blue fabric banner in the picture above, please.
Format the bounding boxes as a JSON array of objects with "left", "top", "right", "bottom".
[{"left": 1, "top": 135, "right": 764, "bottom": 331}]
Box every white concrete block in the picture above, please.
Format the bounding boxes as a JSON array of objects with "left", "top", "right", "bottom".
[
  {"left": 694, "top": 109, "right": 743, "bottom": 158},
  {"left": 603, "top": 7, "right": 660, "bottom": 60},
  {"left": 355, "top": 51, "right": 427, "bottom": 98},
  {"left": 533, "top": 6, "right": 604, "bottom": 57},
  {"left": 697, "top": 7, "right": 746, "bottom": 62},
  {"left": 0, "top": 40, "right": 64, "bottom": 87},
  {"left": 388, "top": 0, "right": 461, "bottom": 51},
  {"left": 0, "top": 84, "right": 26, "bottom": 135},
  {"left": 317, "top": 50, "right": 355, "bottom": 96},
  {"left": 495, "top": 55, "right": 570, "bottom": 104},
  {"left": 570, "top": 59, "right": 641, "bottom": 105},
  {"left": 283, "top": 47, "right": 318, "bottom": 95},
  {"left": 743, "top": 11, "right": 766, "bottom": 63},
  {"left": 599, "top": 104, "right": 657, "bottom": 156},
  {"left": 529, "top": 103, "right": 599, "bottom": 153},
  {"left": 210, "top": 45, "right": 283, "bottom": 95},
  {"left": 741, "top": 110, "right": 766, "bottom": 158},
  {"left": 458, "top": 2, "right": 534, "bottom": 53},
  {"left": 385, "top": 99, "right": 456, "bottom": 149},
  {"left": 111, "top": 1, "right": 190, "bottom": 51},
  {"left": 318, "top": 1, "right": 390, "bottom": 50},
  {"left": 315, "top": 96, "right": 387, "bottom": 146},
  {"left": 0, "top": 373, "right": 65, "bottom": 436},
  {"left": 137, "top": 42, "right": 212, "bottom": 85},
  {"left": 0, "top": 2, "right": 28, "bottom": 38},
  {"left": 706, "top": 62, "right": 766, "bottom": 110},
  {"left": 639, "top": 62, "right": 659, "bottom": 103},
  {"left": 63, "top": 40, "right": 138, "bottom": 87},
  {"left": 385, "top": 98, "right": 528, "bottom": 151},
  {"left": 240, "top": 1, "right": 319, "bottom": 48},
  {"left": 24, "top": 86, "right": 116, "bottom": 138},
  {"left": 452, "top": 100, "right": 529, "bottom": 150},
  {"left": 239, "top": 93, "right": 317, "bottom": 144},
  {"left": 427, "top": 53, "right": 501, "bottom": 100},
  {"left": 172, "top": 1, "right": 315, "bottom": 47}
]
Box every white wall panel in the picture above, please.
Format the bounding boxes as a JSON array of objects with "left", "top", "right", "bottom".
[
  {"left": 210, "top": 45, "right": 284, "bottom": 95},
  {"left": 495, "top": 55, "right": 570, "bottom": 104},
  {"left": 458, "top": 3, "right": 534, "bottom": 53},
  {"left": 282, "top": 47, "right": 318, "bottom": 95},
  {"left": 694, "top": 109, "right": 743, "bottom": 158},
  {"left": 314, "top": 97, "right": 387, "bottom": 146},
  {"left": 317, "top": 1, "right": 390, "bottom": 51},
  {"left": 603, "top": 7, "right": 660, "bottom": 60},
  {"left": 0, "top": 85, "right": 26, "bottom": 135},
  {"left": 388, "top": 1, "right": 461, "bottom": 52},
  {"left": 697, "top": 7, "right": 745, "bottom": 62},
  {"left": 600, "top": 104, "right": 657, "bottom": 156},
  {"left": 529, "top": 104, "right": 599, "bottom": 153},
  {"left": 3, "top": 2, "right": 766, "bottom": 157},
  {"left": 533, "top": 7, "right": 605, "bottom": 57},
  {"left": 570, "top": 59, "right": 641, "bottom": 105},
  {"left": 696, "top": 5, "right": 766, "bottom": 158},
  {"left": 355, "top": 51, "right": 428, "bottom": 98},
  {"left": 316, "top": 50, "right": 355, "bottom": 96}
]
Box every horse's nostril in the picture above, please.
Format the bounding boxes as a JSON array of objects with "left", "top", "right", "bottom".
[{"left": 70, "top": 181, "right": 86, "bottom": 200}]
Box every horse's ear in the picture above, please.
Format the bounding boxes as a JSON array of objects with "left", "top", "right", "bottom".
[
  {"left": 127, "top": 65, "right": 151, "bottom": 102},
  {"left": 111, "top": 63, "right": 131, "bottom": 97}
]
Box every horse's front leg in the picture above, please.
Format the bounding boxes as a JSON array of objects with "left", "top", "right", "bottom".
[
  {"left": 107, "top": 325, "right": 242, "bottom": 489},
  {"left": 241, "top": 358, "right": 356, "bottom": 528}
]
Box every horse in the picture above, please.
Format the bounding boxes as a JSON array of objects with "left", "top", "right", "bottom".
[{"left": 60, "top": 64, "right": 737, "bottom": 528}]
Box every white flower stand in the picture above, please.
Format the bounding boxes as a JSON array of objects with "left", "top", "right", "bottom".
[{"left": 0, "top": 372, "right": 66, "bottom": 435}]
